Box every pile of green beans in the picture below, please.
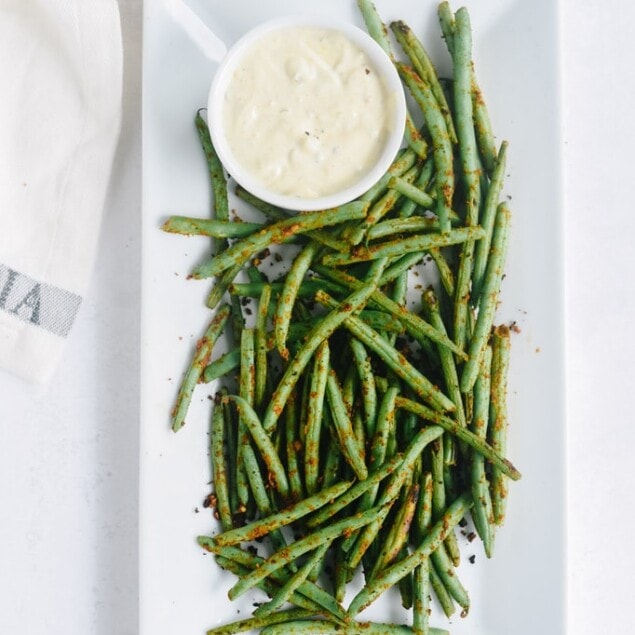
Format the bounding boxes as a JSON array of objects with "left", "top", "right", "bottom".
[{"left": 165, "top": 2, "right": 518, "bottom": 633}]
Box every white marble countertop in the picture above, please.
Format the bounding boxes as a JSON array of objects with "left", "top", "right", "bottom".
[{"left": 0, "top": 1, "right": 632, "bottom": 633}]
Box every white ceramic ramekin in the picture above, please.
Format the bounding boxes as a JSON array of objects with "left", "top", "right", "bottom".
[{"left": 207, "top": 15, "right": 407, "bottom": 212}]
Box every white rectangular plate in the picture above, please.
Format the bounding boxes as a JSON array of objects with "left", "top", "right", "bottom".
[{"left": 141, "top": 1, "right": 565, "bottom": 633}]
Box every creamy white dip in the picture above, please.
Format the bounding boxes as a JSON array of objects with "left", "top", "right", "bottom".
[{"left": 222, "top": 26, "right": 395, "bottom": 199}]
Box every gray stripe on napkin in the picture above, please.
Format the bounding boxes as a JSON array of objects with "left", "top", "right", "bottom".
[{"left": 0, "top": 264, "right": 82, "bottom": 337}]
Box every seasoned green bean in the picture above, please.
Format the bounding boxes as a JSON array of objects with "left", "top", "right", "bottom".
[
  {"left": 285, "top": 386, "right": 306, "bottom": 502},
  {"left": 451, "top": 7, "right": 482, "bottom": 352},
  {"left": 236, "top": 328, "right": 256, "bottom": 508},
  {"left": 193, "top": 202, "right": 368, "bottom": 279},
  {"left": 428, "top": 248, "right": 456, "bottom": 297},
  {"left": 371, "top": 481, "right": 419, "bottom": 576},
  {"left": 350, "top": 338, "right": 377, "bottom": 437},
  {"left": 305, "top": 340, "right": 331, "bottom": 495},
  {"left": 195, "top": 111, "right": 228, "bottom": 227},
  {"left": 322, "top": 426, "right": 344, "bottom": 489},
  {"left": 275, "top": 242, "right": 320, "bottom": 360},
  {"left": 221, "top": 393, "right": 240, "bottom": 518},
  {"left": 211, "top": 391, "right": 233, "bottom": 532},
  {"left": 323, "top": 226, "right": 485, "bottom": 267},
  {"left": 437, "top": 4, "right": 497, "bottom": 174},
  {"left": 398, "top": 63, "right": 454, "bottom": 233},
  {"left": 430, "top": 544, "right": 470, "bottom": 611},
  {"left": 490, "top": 324, "right": 511, "bottom": 526},
  {"left": 202, "top": 348, "right": 240, "bottom": 383},
  {"left": 413, "top": 559, "right": 431, "bottom": 635},
  {"left": 423, "top": 288, "right": 467, "bottom": 430},
  {"left": 379, "top": 252, "right": 425, "bottom": 286},
  {"left": 161, "top": 216, "right": 262, "bottom": 238},
  {"left": 367, "top": 215, "right": 440, "bottom": 241},
  {"left": 229, "top": 279, "right": 341, "bottom": 298},
  {"left": 453, "top": 8, "right": 481, "bottom": 216},
  {"left": 214, "top": 480, "right": 351, "bottom": 547},
  {"left": 387, "top": 176, "right": 435, "bottom": 209},
  {"left": 471, "top": 345, "right": 494, "bottom": 556},
  {"left": 460, "top": 202, "right": 511, "bottom": 392},
  {"left": 437, "top": 2, "right": 455, "bottom": 51},
  {"left": 394, "top": 396, "right": 521, "bottom": 480},
  {"left": 356, "top": 0, "right": 393, "bottom": 57},
  {"left": 391, "top": 20, "right": 457, "bottom": 144},
  {"left": 206, "top": 262, "right": 243, "bottom": 310},
  {"left": 430, "top": 558, "right": 456, "bottom": 618},
  {"left": 326, "top": 369, "right": 368, "bottom": 481},
  {"left": 430, "top": 439, "right": 446, "bottom": 520},
  {"left": 241, "top": 439, "right": 289, "bottom": 555},
  {"left": 255, "top": 284, "right": 271, "bottom": 412},
  {"left": 472, "top": 141, "right": 508, "bottom": 300},
  {"left": 414, "top": 471, "right": 433, "bottom": 542},
  {"left": 172, "top": 304, "right": 230, "bottom": 432},
  {"left": 361, "top": 386, "right": 399, "bottom": 510}
]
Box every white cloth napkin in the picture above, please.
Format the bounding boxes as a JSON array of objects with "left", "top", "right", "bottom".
[{"left": 0, "top": 0, "right": 122, "bottom": 382}]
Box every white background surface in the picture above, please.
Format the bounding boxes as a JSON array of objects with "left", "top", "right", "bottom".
[{"left": 0, "top": 1, "right": 631, "bottom": 633}]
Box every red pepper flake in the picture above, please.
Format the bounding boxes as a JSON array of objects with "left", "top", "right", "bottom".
[{"left": 509, "top": 321, "right": 521, "bottom": 334}]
